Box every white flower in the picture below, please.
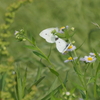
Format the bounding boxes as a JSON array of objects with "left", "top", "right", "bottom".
[
  {"left": 12, "top": 71, "right": 16, "bottom": 74},
  {"left": 67, "top": 45, "right": 76, "bottom": 51},
  {"left": 80, "top": 56, "right": 96, "bottom": 63},
  {"left": 89, "top": 52, "right": 100, "bottom": 56},
  {"left": 89, "top": 52, "right": 96, "bottom": 56},
  {"left": 59, "top": 26, "right": 65, "bottom": 33},
  {"left": 64, "top": 57, "right": 78, "bottom": 63},
  {"left": 14, "top": 31, "right": 19, "bottom": 35},
  {"left": 66, "top": 92, "right": 70, "bottom": 96},
  {"left": 58, "top": 26, "right": 69, "bottom": 33}
]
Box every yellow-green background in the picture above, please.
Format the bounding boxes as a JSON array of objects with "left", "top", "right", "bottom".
[{"left": 0, "top": 0, "right": 100, "bottom": 99}]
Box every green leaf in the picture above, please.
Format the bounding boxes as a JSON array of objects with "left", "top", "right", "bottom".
[
  {"left": 63, "top": 71, "right": 68, "bottom": 85},
  {"left": 79, "top": 90, "right": 86, "bottom": 99},
  {"left": 87, "top": 77, "right": 95, "bottom": 85},
  {"left": 96, "top": 85, "right": 100, "bottom": 97},
  {"left": 70, "top": 88, "right": 76, "bottom": 95},
  {"left": 16, "top": 67, "right": 23, "bottom": 100},
  {"left": 34, "top": 76, "right": 45, "bottom": 86},
  {"left": 24, "top": 45, "right": 38, "bottom": 51},
  {"left": 49, "top": 68, "right": 59, "bottom": 76},
  {"left": 73, "top": 66, "right": 83, "bottom": 76},
  {"left": 28, "top": 76, "right": 45, "bottom": 92},
  {"left": 73, "top": 82, "right": 84, "bottom": 90},
  {"left": 47, "top": 45, "right": 52, "bottom": 58},
  {"left": 41, "top": 85, "right": 62, "bottom": 100},
  {"left": 0, "top": 73, "right": 7, "bottom": 91},
  {"left": 33, "top": 51, "right": 47, "bottom": 60},
  {"left": 51, "top": 96, "right": 56, "bottom": 100},
  {"left": 35, "top": 66, "right": 42, "bottom": 81},
  {"left": 64, "top": 29, "right": 70, "bottom": 38},
  {"left": 22, "top": 68, "right": 27, "bottom": 97},
  {"left": 32, "top": 36, "right": 36, "bottom": 45},
  {"left": 56, "top": 33, "right": 65, "bottom": 38},
  {"left": 96, "top": 62, "right": 100, "bottom": 75},
  {"left": 49, "top": 78, "right": 58, "bottom": 93}
]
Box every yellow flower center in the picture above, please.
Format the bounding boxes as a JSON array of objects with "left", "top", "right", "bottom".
[
  {"left": 60, "top": 26, "right": 65, "bottom": 30},
  {"left": 68, "top": 45, "right": 73, "bottom": 49},
  {"left": 87, "top": 57, "right": 93, "bottom": 61},
  {"left": 68, "top": 57, "right": 73, "bottom": 60}
]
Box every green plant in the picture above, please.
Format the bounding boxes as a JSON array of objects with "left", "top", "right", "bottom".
[{"left": 14, "top": 25, "right": 100, "bottom": 100}]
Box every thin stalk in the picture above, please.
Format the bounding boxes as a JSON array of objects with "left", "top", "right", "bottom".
[
  {"left": 94, "top": 77, "right": 97, "bottom": 98},
  {"left": 26, "top": 37, "right": 67, "bottom": 91},
  {"left": 84, "top": 64, "right": 90, "bottom": 100},
  {"left": 94, "top": 62, "right": 100, "bottom": 98},
  {"left": 14, "top": 79, "right": 18, "bottom": 100},
  {"left": 68, "top": 38, "right": 87, "bottom": 94}
]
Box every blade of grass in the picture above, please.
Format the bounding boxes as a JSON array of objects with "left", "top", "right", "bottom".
[
  {"left": 41, "top": 85, "right": 62, "bottom": 100},
  {"left": 16, "top": 67, "right": 23, "bottom": 100}
]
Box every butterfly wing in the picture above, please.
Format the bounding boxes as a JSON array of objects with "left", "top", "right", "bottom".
[
  {"left": 55, "top": 38, "right": 70, "bottom": 53},
  {"left": 39, "top": 28, "right": 58, "bottom": 43}
]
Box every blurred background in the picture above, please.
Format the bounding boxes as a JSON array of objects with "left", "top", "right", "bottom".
[{"left": 0, "top": 0, "right": 100, "bottom": 99}]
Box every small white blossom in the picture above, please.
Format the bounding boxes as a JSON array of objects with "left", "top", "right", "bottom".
[
  {"left": 58, "top": 26, "right": 69, "bottom": 33},
  {"left": 80, "top": 56, "right": 96, "bottom": 63},
  {"left": 89, "top": 52, "right": 100, "bottom": 56},
  {"left": 59, "top": 26, "right": 65, "bottom": 33},
  {"left": 89, "top": 52, "right": 96, "bottom": 56},
  {"left": 66, "top": 25, "right": 69, "bottom": 29},
  {"left": 67, "top": 45, "right": 76, "bottom": 51},
  {"left": 64, "top": 57, "right": 78, "bottom": 63},
  {"left": 66, "top": 92, "right": 70, "bottom": 96},
  {"left": 12, "top": 71, "right": 16, "bottom": 74},
  {"left": 14, "top": 31, "right": 19, "bottom": 35}
]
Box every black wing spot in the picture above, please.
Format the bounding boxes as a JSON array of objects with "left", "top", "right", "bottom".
[{"left": 55, "top": 38, "right": 59, "bottom": 41}]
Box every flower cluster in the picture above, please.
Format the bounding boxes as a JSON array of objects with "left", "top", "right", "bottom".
[
  {"left": 14, "top": 29, "right": 26, "bottom": 41},
  {"left": 65, "top": 52, "right": 98, "bottom": 64},
  {"left": 39, "top": 26, "right": 78, "bottom": 63},
  {"left": 58, "top": 26, "right": 69, "bottom": 33},
  {"left": 80, "top": 52, "right": 100, "bottom": 63},
  {"left": 39, "top": 26, "right": 99, "bottom": 64},
  {"left": 62, "top": 91, "right": 76, "bottom": 99}
]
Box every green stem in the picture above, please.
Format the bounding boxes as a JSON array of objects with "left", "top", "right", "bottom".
[
  {"left": 77, "top": 72, "right": 86, "bottom": 90},
  {"left": 94, "top": 63, "right": 100, "bottom": 98},
  {"left": 69, "top": 39, "right": 87, "bottom": 95},
  {"left": 58, "top": 76, "right": 67, "bottom": 92},
  {"left": 26, "top": 37, "right": 67, "bottom": 91},
  {"left": 84, "top": 64, "right": 90, "bottom": 100},
  {"left": 94, "top": 79, "right": 97, "bottom": 98},
  {"left": 25, "top": 37, "right": 34, "bottom": 45}
]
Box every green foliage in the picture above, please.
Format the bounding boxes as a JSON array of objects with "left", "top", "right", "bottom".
[
  {"left": 0, "top": 0, "right": 33, "bottom": 61},
  {"left": 0, "top": 0, "right": 100, "bottom": 100}
]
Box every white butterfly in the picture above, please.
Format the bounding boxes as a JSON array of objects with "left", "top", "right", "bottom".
[
  {"left": 39, "top": 28, "right": 70, "bottom": 53},
  {"left": 39, "top": 28, "right": 58, "bottom": 43},
  {"left": 55, "top": 38, "right": 70, "bottom": 53}
]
